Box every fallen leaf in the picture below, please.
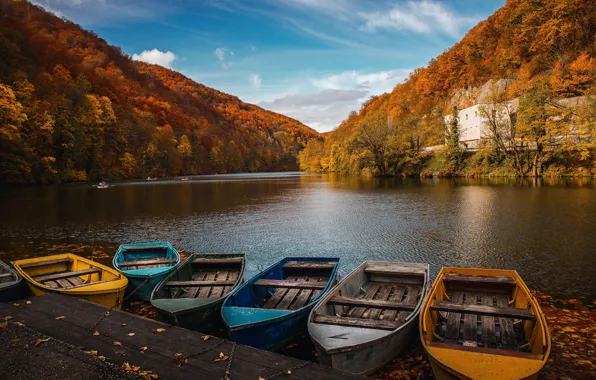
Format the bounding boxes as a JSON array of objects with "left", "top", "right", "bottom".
[
  {"left": 122, "top": 363, "right": 132, "bottom": 371},
  {"left": 156, "top": 328, "right": 166, "bottom": 333},
  {"left": 121, "top": 323, "right": 127, "bottom": 327},
  {"left": 113, "top": 341, "right": 122, "bottom": 346},
  {"left": 285, "top": 343, "right": 298, "bottom": 349},
  {"left": 287, "top": 370, "right": 292, "bottom": 374},
  {"left": 55, "top": 316, "right": 65, "bottom": 320},
  {"left": 140, "top": 346, "right": 148, "bottom": 351},
  {"left": 258, "top": 377, "right": 265, "bottom": 380},
  {"left": 98, "top": 356, "right": 106, "bottom": 361},
  {"left": 213, "top": 352, "right": 230, "bottom": 363},
  {"left": 14, "top": 322, "right": 25, "bottom": 327},
  {"left": 173, "top": 353, "right": 188, "bottom": 366},
  {"left": 132, "top": 365, "right": 141, "bottom": 372},
  {"left": 0, "top": 320, "right": 7, "bottom": 329},
  {"left": 105, "top": 311, "right": 111, "bottom": 317},
  {"left": 128, "top": 333, "right": 135, "bottom": 336},
  {"left": 93, "top": 331, "right": 100, "bottom": 336},
  {"left": 34, "top": 338, "right": 50, "bottom": 347},
  {"left": 562, "top": 326, "right": 576, "bottom": 333},
  {"left": 202, "top": 335, "right": 210, "bottom": 341},
  {"left": 4, "top": 316, "right": 12, "bottom": 321},
  {"left": 12, "top": 303, "right": 19, "bottom": 307},
  {"left": 25, "top": 301, "right": 31, "bottom": 305},
  {"left": 87, "top": 350, "right": 98, "bottom": 356}
]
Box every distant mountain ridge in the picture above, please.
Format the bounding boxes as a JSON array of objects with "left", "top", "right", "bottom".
[{"left": 0, "top": 0, "right": 320, "bottom": 184}]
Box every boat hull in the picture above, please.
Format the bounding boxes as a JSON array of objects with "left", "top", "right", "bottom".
[
  {"left": 13, "top": 254, "right": 128, "bottom": 309},
  {"left": 228, "top": 306, "right": 312, "bottom": 351},
  {"left": 125, "top": 273, "right": 169, "bottom": 301},
  {"left": 309, "top": 261, "right": 429, "bottom": 375}
]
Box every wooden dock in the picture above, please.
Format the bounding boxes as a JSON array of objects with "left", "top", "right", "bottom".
[{"left": 0, "top": 293, "right": 365, "bottom": 380}]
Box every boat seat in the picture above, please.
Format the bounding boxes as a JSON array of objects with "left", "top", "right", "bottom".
[
  {"left": 165, "top": 280, "right": 236, "bottom": 287},
  {"left": 192, "top": 257, "right": 243, "bottom": 265},
  {"left": 313, "top": 314, "right": 401, "bottom": 330},
  {"left": 431, "top": 300, "right": 535, "bottom": 320},
  {"left": 123, "top": 246, "right": 167, "bottom": 251},
  {"left": 429, "top": 342, "right": 543, "bottom": 359},
  {"left": 19, "top": 258, "right": 72, "bottom": 269},
  {"left": 119, "top": 258, "right": 177, "bottom": 267},
  {"left": 443, "top": 274, "right": 516, "bottom": 289},
  {"left": 283, "top": 261, "right": 336, "bottom": 270},
  {"left": 0, "top": 272, "right": 14, "bottom": 279},
  {"left": 34, "top": 268, "right": 101, "bottom": 282},
  {"left": 364, "top": 264, "right": 426, "bottom": 277},
  {"left": 254, "top": 279, "right": 326, "bottom": 290},
  {"left": 328, "top": 296, "right": 417, "bottom": 310}
]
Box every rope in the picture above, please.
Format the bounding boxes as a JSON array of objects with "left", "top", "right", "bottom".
[
  {"left": 265, "top": 361, "right": 312, "bottom": 379},
  {"left": 88, "top": 276, "right": 151, "bottom": 333},
  {"left": 224, "top": 342, "right": 237, "bottom": 380}
]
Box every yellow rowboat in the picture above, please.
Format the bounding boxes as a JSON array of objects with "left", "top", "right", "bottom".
[
  {"left": 420, "top": 267, "right": 550, "bottom": 380},
  {"left": 13, "top": 254, "right": 128, "bottom": 309}
]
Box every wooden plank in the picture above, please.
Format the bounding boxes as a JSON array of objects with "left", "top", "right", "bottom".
[
  {"left": 166, "top": 280, "right": 236, "bottom": 287},
  {"left": 397, "top": 285, "right": 420, "bottom": 324},
  {"left": 56, "top": 278, "right": 73, "bottom": 289},
  {"left": 348, "top": 284, "right": 380, "bottom": 319},
  {"left": 431, "top": 301, "right": 535, "bottom": 320},
  {"left": 443, "top": 274, "right": 516, "bottom": 287},
  {"left": 185, "top": 272, "right": 206, "bottom": 298},
  {"left": 262, "top": 287, "right": 289, "bottom": 309},
  {"left": 481, "top": 294, "right": 497, "bottom": 347},
  {"left": 381, "top": 285, "right": 406, "bottom": 321},
  {"left": 123, "top": 245, "right": 168, "bottom": 251},
  {"left": 67, "top": 276, "right": 84, "bottom": 286},
  {"left": 119, "top": 258, "right": 176, "bottom": 267},
  {"left": 253, "top": 279, "right": 326, "bottom": 290},
  {"left": 313, "top": 315, "right": 400, "bottom": 330},
  {"left": 366, "top": 285, "right": 393, "bottom": 319},
  {"left": 66, "top": 278, "right": 118, "bottom": 289},
  {"left": 463, "top": 293, "right": 478, "bottom": 346},
  {"left": 192, "top": 257, "right": 243, "bottom": 265},
  {"left": 18, "top": 258, "right": 73, "bottom": 269},
  {"left": 276, "top": 277, "right": 303, "bottom": 309},
  {"left": 445, "top": 291, "right": 464, "bottom": 340},
  {"left": 364, "top": 263, "right": 426, "bottom": 277},
  {"left": 496, "top": 295, "right": 518, "bottom": 350},
  {"left": 34, "top": 268, "right": 100, "bottom": 282},
  {"left": 223, "top": 271, "right": 239, "bottom": 296},
  {"left": 429, "top": 342, "right": 542, "bottom": 360},
  {"left": 307, "top": 277, "right": 327, "bottom": 303},
  {"left": 368, "top": 274, "right": 424, "bottom": 285},
  {"left": 283, "top": 261, "right": 336, "bottom": 270},
  {"left": 198, "top": 272, "right": 216, "bottom": 298},
  {"left": 210, "top": 271, "right": 228, "bottom": 298},
  {"left": 44, "top": 280, "right": 59, "bottom": 289},
  {"left": 329, "top": 295, "right": 417, "bottom": 311},
  {"left": 290, "top": 288, "right": 313, "bottom": 310}
]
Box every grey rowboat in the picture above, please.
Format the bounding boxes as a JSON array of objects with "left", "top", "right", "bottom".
[{"left": 308, "top": 261, "right": 429, "bottom": 375}]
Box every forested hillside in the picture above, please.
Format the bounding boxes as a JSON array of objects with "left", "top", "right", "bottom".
[
  {"left": 300, "top": 0, "right": 596, "bottom": 177},
  {"left": 0, "top": 0, "right": 319, "bottom": 184}
]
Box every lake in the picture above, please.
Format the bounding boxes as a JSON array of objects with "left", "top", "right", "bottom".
[{"left": 0, "top": 172, "right": 594, "bottom": 300}]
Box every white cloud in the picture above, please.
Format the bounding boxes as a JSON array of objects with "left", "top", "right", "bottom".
[
  {"left": 214, "top": 47, "right": 234, "bottom": 69},
  {"left": 248, "top": 73, "right": 262, "bottom": 89},
  {"left": 249, "top": 44, "right": 256, "bottom": 52},
  {"left": 259, "top": 68, "right": 410, "bottom": 132},
  {"left": 132, "top": 48, "right": 177, "bottom": 68},
  {"left": 360, "top": 1, "right": 478, "bottom": 37}
]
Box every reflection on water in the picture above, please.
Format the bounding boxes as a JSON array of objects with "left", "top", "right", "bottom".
[{"left": 0, "top": 173, "right": 594, "bottom": 300}]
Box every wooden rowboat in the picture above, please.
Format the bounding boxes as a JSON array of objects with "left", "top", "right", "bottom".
[
  {"left": 222, "top": 257, "right": 340, "bottom": 351},
  {"left": 0, "top": 260, "right": 28, "bottom": 302},
  {"left": 113, "top": 242, "right": 181, "bottom": 300},
  {"left": 151, "top": 253, "right": 245, "bottom": 331},
  {"left": 420, "top": 267, "right": 551, "bottom": 380},
  {"left": 308, "top": 261, "right": 429, "bottom": 375},
  {"left": 13, "top": 254, "right": 128, "bottom": 308}
]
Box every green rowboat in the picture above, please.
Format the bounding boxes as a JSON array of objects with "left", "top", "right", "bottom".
[{"left": 150, "top": 253, "right": 245, "bottom": 332}]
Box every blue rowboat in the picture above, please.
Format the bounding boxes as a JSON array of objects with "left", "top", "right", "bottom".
[
  {"left": 221, "top": 257, "right": 339, "bottom": 351},
  {"left": 113, "top": 242, "right": 181, "bottom": 301}
]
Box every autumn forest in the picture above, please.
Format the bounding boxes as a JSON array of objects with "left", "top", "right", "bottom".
[{"left": 1, "top": 0, "right": 596, "bottom": 184}]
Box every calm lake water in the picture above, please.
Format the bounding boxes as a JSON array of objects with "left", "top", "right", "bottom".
[{"left": 1, "top": 172, "right": 595, "bottom": 300}]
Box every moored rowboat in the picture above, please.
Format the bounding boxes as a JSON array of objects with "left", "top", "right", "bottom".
[
  {"left": 0, "top": 260, "right": 28, "bottom": 302},
  {"left": 151, "top": 253, "right": 245, "bottom": 331},
  {"left": 13, "top": 254, "right": 128, "bottom": 308},
  {"left": 113, "top": 242, "right": 181, "bottom": 301},
  {"left": 308, "top": 261, "right": 429, "bottom": 375},
  {"left": 222, "top": 257, "right": 339, "bottom": 351},
  {"left": 420, "top": 267, "right": 551, "bottom": 380}
]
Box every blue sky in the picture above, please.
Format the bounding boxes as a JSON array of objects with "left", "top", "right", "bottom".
[{"left": 33, "top": 0, "right": 505, "bottom": 132}]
